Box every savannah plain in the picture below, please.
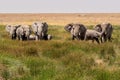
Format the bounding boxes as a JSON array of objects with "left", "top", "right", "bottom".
[{"left": 0, "top": 13, "right": 120, "bottom": 80}]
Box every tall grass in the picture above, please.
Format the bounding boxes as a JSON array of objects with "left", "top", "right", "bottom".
[{"left": 0, "top": 24, "right": 120, "bottom": 80}]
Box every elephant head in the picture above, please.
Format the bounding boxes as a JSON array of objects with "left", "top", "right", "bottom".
[
  {"left": 64, "top": 23, "right": 87, "bottom": 40},
  {"left": 94, "top": 24, "right": 102, "bottom": 32},
  {"left": 6, "top": 25, "right": 20, "bottom": 39},
  {"left": 64, "top": 23, "right": 74, "bottom": 32},
  {"left": 32, "top": 22, "right": 48, "bottom": 40},
  {"left": 94, "top": 23, "right": 113, "bottom": 42}
]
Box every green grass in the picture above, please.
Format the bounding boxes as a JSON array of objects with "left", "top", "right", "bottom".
[{"left": 0, "top": 25, "right": 120, "bottom": 80}]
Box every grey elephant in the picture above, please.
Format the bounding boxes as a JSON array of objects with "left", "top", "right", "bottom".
[
  {"left": 29, "top": 34, "right": 52, "bottom": 40},
  {"left": 94, "top": 23, "right": 113, "bottom": 42},
  {"left": 16, "top": 25, "right": 31, "bottom": 41},
  {"left": 85, "top": 29, "right": 102, "bottom": 44},
  {"left": 29, "top": 34, "right": 36, "bottom": 40},
  {"left": 32, "top": 22, "right": 48, "bottom": 40},
  {"left": 43, "top": 34, "right": 52, "bottom": 40},
  {"left": 64, "top": 23, "right": 87, "bottom": 40},
  {"left": 6, "top": 25, "right": 20, "bottom": 40}
]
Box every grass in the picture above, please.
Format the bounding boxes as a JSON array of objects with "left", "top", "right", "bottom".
[{"left": 0, "top": 24, "right": 120, "bottom": 80}]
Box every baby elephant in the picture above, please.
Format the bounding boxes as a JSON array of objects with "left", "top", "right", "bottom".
[
  {"left": 29, "top": 34, "right": 52, "bottom": 40},
  {"left": 43, "top": 34, "right": 52, "bottom": 40},
  {"left": 85, "top": 30, "right": 102, "bottom": 44}
]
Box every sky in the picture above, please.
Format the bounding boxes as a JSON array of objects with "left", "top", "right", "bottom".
[{"left": 0, "top": 0, "right": 120, "bottom": 13}]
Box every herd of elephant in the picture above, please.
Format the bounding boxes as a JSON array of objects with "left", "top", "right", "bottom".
[
  {"left": 5, "top": 22, "right": 113, "bottom": 44},
  {"left": 6, "top": 22, "right": 52, "bottom": 41}
]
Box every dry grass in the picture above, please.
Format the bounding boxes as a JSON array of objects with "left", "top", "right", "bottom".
[{"left": 0, "top": 13, "right": 120, "bottom": 25}]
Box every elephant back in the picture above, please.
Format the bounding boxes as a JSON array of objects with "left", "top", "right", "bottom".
[{"left": 16, "top": 26, "right": 24, "bottom": 35}]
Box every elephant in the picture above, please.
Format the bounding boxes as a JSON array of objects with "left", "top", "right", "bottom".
[
  {"left": 64, "top": 23, "right": 87, "bottom": 40},
  {"left": 5, "top": 25, "right": 20, "bottom": 40},
  {"left": 29, "top": 34, "right": 36, "bottom": 40},
  {"left": 32, "top": 22, "right": 48, "bottom": 40},
  {"left": 47, "top": 34, "right": 52, "bottom": 40},
  {"left": 16, "top": 25, "right": 31, "bottom": 41},
  {"left": 94, "top": 23, "right": 113, "bottom": 42},
  {"left": 29, "top": 34, "right": 52, "bottom": 40},
  {"left": 43, "top": 34, "right": 52, "bottom": 40},
  {"left": 84, "top": 29, "right": 102, "bottom": 44}
]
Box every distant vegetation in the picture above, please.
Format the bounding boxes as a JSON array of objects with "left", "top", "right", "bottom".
[{"left": 0, "top": 24, "right": 120, "bottom": 80}]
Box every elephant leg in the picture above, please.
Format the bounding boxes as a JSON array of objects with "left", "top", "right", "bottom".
[
  {"left": 72, "top": 35, "right": 75, "bottom": 40},
  {"left": 100, "top": 36, "right": 103, "bottom": 43},
  {"left": 80, "top": 36, "right": 85, "bottom": 40},
  {"left": 20, "top": 35, "right": 23, "bottom": 41},
  {"left": 76, "top": 36, "right": 80, "bottom": 40},
  {"left": 35, "top": 35, "right": 39, "bottom": 40},
  {"left": 11, "top": 35, "right": 16, "bottom": 40},
  {"left": 95, "top": 38, "right": 100, "bottom": 44},
  {"left": 84, "top": 36, "right": 87, "bottom": 41},
  {"left": 43, "top": 34, "right": 48, "bottom": 40},
  {"left": 108, "top": 36, "right": 112, "bottom": 42},
  {"left": 18, "top": 35, "right": 20, "bottom": 40},
  {"left": 92, "top": 39, "right": 94, "bottom": 43},
  {"left": 26, "top": 36, "right": 29, "bottom": 40},
  {"left": 11, "top": 36, "right": 14, "bottom": 40},
  {"left": 103, "top": 35, "right": 107, "bottom": 42}
]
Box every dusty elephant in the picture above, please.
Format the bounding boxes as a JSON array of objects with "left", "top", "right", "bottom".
[
  {"left": 64, "top": 23, "right": 87, "bottom": 40},
  {"left": 94, "top": 23, "right": 113, "bottom": 42},
  {"left": 85, "top": 29, "right": 102, "bottom": 44},
  {"left": 29, "top": 34, "right": 52, "bottom": 40},
  {"left": 16, "top": 25, "right": 31, "bottom": 41},
  {"left": 32, "top": 22, "right": 48, "bottom": 40},
  {"left": 5, "top": 25, "right": 20, "bottom": 40}
]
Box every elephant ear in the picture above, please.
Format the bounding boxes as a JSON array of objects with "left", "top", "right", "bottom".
[
  {"left": 78, "top": 24, "right": 87, "bottom": 33},
  {"left": 42, "top": 22, "right": 48, "bottom": 29},
  {"left": 6, "top": 25, "right": 11, "bottom": 32},
  {"left": 106, "top": 23, "right": 112, "bottom": 30},
  {"left": 42, "top": 22, "right": 48, "bottom": 33},
  {"left": 64, "top": 23, "right": 74, "bottom": 32},
  {"left": 94, "top": 24, "right": 102, "bottom": 32}
]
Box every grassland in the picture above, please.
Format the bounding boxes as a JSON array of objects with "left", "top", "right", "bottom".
[
  {"left": 0, "top": 14, "right": 120, "bottom": 80},
  {"left": 1, "top": 13, "right": 120, "bottom": 25}
]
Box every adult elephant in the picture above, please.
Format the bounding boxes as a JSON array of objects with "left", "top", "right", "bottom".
[
  {"left": 16, "top": 25, "right": 31, "bottom": 41},
  {"left": 6, "top": 25, "right": 20, "bottom": 40},
  {"left": 94, "top": 23, "right": 113, "bottom": 42},
  {"left": 64, "top": 23, "right": 87, "bottom": 40},
  {"left": 32, "top": 22, "right": 48, "bottom": 40}
]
